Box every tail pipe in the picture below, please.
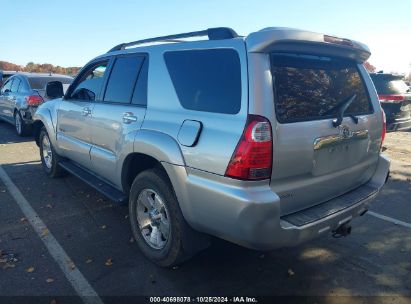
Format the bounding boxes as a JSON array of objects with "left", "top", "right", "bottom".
[{"left": 332, "top": 222, "right": 352, "bottom": 238}]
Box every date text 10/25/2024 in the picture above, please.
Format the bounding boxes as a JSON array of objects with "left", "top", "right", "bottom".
[{"left": 149, "top": 297, "right": 258, "bottom": 303}]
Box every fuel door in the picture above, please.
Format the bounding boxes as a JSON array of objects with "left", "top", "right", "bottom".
[{"left": 177, "top": 120, "right": 202, "bottom": 147}]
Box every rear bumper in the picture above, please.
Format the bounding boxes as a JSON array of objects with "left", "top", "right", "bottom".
[
  {"left": 168, "top": 154, "right": 390, "bottom": 250},
  {"left": 19, "top": 106, "right": 37, "bottom": 124},
  {"left": 381, "top": 102, "right": 411, "bottom": 131}
]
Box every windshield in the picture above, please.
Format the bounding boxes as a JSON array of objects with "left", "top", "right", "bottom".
[{"left": 270, "top": 53, "right": 373, "bottom": 123}]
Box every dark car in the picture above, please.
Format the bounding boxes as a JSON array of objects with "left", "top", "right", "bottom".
[
  {"left": 370, "top": 73, "right": 411, "bottom": 131},
  {"left": 0, "top": 73, "right": 73, "bottom": 136}
]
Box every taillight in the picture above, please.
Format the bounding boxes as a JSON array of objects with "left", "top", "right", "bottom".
[
  {"left": 26, "top": 95, "right": 43, "bottom": 106},
  {"left": 381, "top": 109, "right": 386, "bottom": 145},
  {"left": 225, "top": 115, "right": 272, "bottom": 180},
  {"left": 378, "top": 94, "right": 405, "bottom": 103}
]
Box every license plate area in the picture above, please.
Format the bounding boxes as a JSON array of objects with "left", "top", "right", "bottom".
[{"left": 312, "top": 130, "right": 369, "bottom": 176}]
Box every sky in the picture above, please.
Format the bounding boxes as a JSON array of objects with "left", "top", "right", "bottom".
[{"left": 1, "top": 0, "right": 410, "bottom": 75}]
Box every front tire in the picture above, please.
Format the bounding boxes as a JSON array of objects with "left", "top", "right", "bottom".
[
  {"left": 129, "top": 168, "right": 208, "bottom": 267},
  {"left": 39, "top": 127, "right": 65, "bottom": 178}
]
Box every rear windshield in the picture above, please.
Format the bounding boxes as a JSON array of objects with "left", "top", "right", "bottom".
[
  {"left": 370, "top": 76, "right": 409, "bottom": 95},
  {"left": 270, "top": 53, "right": 373, "bottom": 123},
  {"left": 28, "top": 77, "right": 72, "bottom": 90}
]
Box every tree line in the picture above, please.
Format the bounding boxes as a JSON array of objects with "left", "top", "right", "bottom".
[{"left": 0, "top": 61, "right": 81, "bottom": 76}]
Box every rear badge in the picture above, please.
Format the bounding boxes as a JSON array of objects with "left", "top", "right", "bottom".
[{"left": 338, "top": 125, "right": 354, "bottom": 139}]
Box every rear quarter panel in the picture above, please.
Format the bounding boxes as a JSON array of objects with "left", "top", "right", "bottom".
[{"left": 140, "top": 39, "right": 249, "bottom": 175}]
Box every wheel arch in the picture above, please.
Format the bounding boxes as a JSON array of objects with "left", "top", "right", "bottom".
[
  {"left": 32, "top": 108, "right": 55, "bottom": 147},
  {"left": 121, "top": 130, "right": 186, "bottom": 192},
  {"left": 120, "top": 130, "right": 190, "bottom": 220}
]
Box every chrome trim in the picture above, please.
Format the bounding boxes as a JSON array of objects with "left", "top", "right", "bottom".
[{"left": 313, "top": 130, "right": 369, "bottom": 150}]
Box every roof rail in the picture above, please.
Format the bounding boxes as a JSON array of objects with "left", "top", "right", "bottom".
[{"left": 107, "top": 27, "right": 238, "bottom": 53}]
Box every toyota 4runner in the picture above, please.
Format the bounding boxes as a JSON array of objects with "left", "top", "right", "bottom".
[{"left": 32, "top": 27, "right": 390, "bottom": 267}]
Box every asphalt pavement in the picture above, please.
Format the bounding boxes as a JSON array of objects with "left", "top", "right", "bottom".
[{"left": 0, "top": 121, "right": 410, "bottom": 304}]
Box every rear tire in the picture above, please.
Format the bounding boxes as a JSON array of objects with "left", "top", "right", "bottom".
[
  {"left": 39, "top": 127, "right": 65, "bottom": 178},
  {"left": 129, "top": 167, "right": 209, "bottom": 267},
  {"left": 14, "top": 111, "right": 31, "bottom": 136}
]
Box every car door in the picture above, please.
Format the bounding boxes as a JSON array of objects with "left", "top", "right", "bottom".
[
  {"left": 90, "top": 54, "right": 148, "bottom": 186},
  {"left": 57, "top": 59, "right": 110, "bottom": 169},
  {"left": 0, "top": 78, "right": 13, "bottom": 121},
  {"left": 7, "top": 77, "right": 21, "bottom": 120}
]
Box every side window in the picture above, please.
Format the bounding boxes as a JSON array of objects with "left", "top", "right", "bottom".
[
  {"left": 10, "top": 78, "right": 21, "bottom": 93},
  {"left": 164, "top": 49, "right": 241, "bottom": 114},
  {"left": 70, "top": 62, "right": 108, "bottom": 101},
  {"left": 104, "top": 55, "right": 145, "bottom": 104},
  {"left": 1, "top": 79, "right": 13, "bottom": 93},
  {"left": 131, "top": 58, "right": 148, "bottom": 106},
  {"left": 18, "top": 79, "right": 28, "bottom": 93}
]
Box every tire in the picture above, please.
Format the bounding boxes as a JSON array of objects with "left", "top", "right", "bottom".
[
  {"left": 129, "top": 167, "right": 209, "bottom": 267},
  {"left": 14, "top": 111, "right": 31, "bottom": 136},
  {"left": 39, "top": 127, "right": 65, "bottom": 178}
]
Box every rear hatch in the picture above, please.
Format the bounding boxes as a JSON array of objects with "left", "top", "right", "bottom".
[
  {"left": 246, "top": 28, "right": 382, "bottom": 215},
  {"left": 370, "top": 74, "right": 411, "bottom": 123}
]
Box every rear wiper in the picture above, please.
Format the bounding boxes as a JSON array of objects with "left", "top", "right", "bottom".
[{"left": 322, "top": 94, "right": 358, "bottom": 127}]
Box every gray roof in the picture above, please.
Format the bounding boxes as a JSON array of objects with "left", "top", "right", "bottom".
[{"left": 15, "top": 72, "right": 73, "bottom": 79}]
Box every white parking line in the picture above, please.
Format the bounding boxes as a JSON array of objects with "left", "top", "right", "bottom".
[
  {"left": 0, "top": 166, "right": 103, "bottom": 304},
  {"left": 367, "top": 211, "right": 411, "bottom": 229}
]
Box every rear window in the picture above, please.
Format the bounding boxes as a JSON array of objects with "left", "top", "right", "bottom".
[
  {"left": 164, "top": 49, "right": 241, "bottom": 114},
  {"left": 370, "top": 75, "right": 409, "bottom": 95},
  {"left": 29, "top": 77, "right": 72, "bottom": 90},
  {"left": 270, "top": 53, "right": 373, "bottom": 123}
]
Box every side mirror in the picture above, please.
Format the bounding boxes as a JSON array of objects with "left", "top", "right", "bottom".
[
  {"left": 46, "top": 81, "right": 64, "bottom": 99},
  {"left": 4, "top": 89, "right": 11, "bottom": 93}
]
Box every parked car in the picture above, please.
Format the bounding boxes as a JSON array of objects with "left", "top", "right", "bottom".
[
  {"left": 0, "top": 73, "right": 73, "bottom": 136},
  {"left": 370, "top": 73, "right": 411, "bottom": 131},
  {"left": 0, "top": 70, "right": 17, "bottom": 87},
  {"left": 32, "top": 27, "right": 390, "bottom": 267}
]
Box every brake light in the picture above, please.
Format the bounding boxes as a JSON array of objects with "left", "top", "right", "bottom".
[
  {"left": 381, "top": 109, "right": 386, "bottom": 145},
  {"left": 225, "top": 115, "right": 272, "bottom": 180},
  {"left": 26, "top": 95, "right": 43, "bottom": 106},
  {"left": 378, "top": 94, "right": 405, "bottom": 103},
  {"left": 324, "top": 35, "right": 354, "bottom": 47}
]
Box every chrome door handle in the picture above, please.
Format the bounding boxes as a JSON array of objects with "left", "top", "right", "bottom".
[
  {"left": 81, "top": 107, "right": 92, "bottom": 116},
  {"left": 123, "top": 112, "right": 137, "bottom": 124}
]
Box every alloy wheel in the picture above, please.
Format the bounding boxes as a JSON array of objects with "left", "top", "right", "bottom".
[{"left": 136, "top": 188, "right": 170, "bottom": 250}]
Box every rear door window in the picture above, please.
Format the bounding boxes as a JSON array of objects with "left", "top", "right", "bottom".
[
  {"left": 131, "top": 58, "right": 148, "bottom": 106},
  {"left": 104, "top": 55, "right": 145, "bottom": 104},
  {"left": 18, "top": 79, "right": 28, "bottom": 93},
  {"left": 10, "top": 78, "right": 20, "bottom": 93},
  {"left": 164, "top": 49, "right": 241, "bottom": 114},
  {"left": 270, "top": 53, "right": 373, "bottom": 123}
]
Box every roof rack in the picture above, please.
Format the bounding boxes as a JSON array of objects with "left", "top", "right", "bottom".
[{"left": 107, "top": 27, "right": 238, "bottom": 53}]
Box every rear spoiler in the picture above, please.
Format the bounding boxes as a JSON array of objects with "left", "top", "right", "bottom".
[{"left": 246, "top": 27, "right": 371, "bottom": 63}]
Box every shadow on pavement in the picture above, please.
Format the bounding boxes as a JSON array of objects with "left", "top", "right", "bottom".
[
  {"left": 0, "top": 122, "right": 34, "bottom": 144},
  {"left": 1, "top": 160, "right": 410, "bottom": 299}
]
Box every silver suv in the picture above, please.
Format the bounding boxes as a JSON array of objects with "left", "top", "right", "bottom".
[{"left": 32, "top": 27, "right": 390, "bottom": 267}]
